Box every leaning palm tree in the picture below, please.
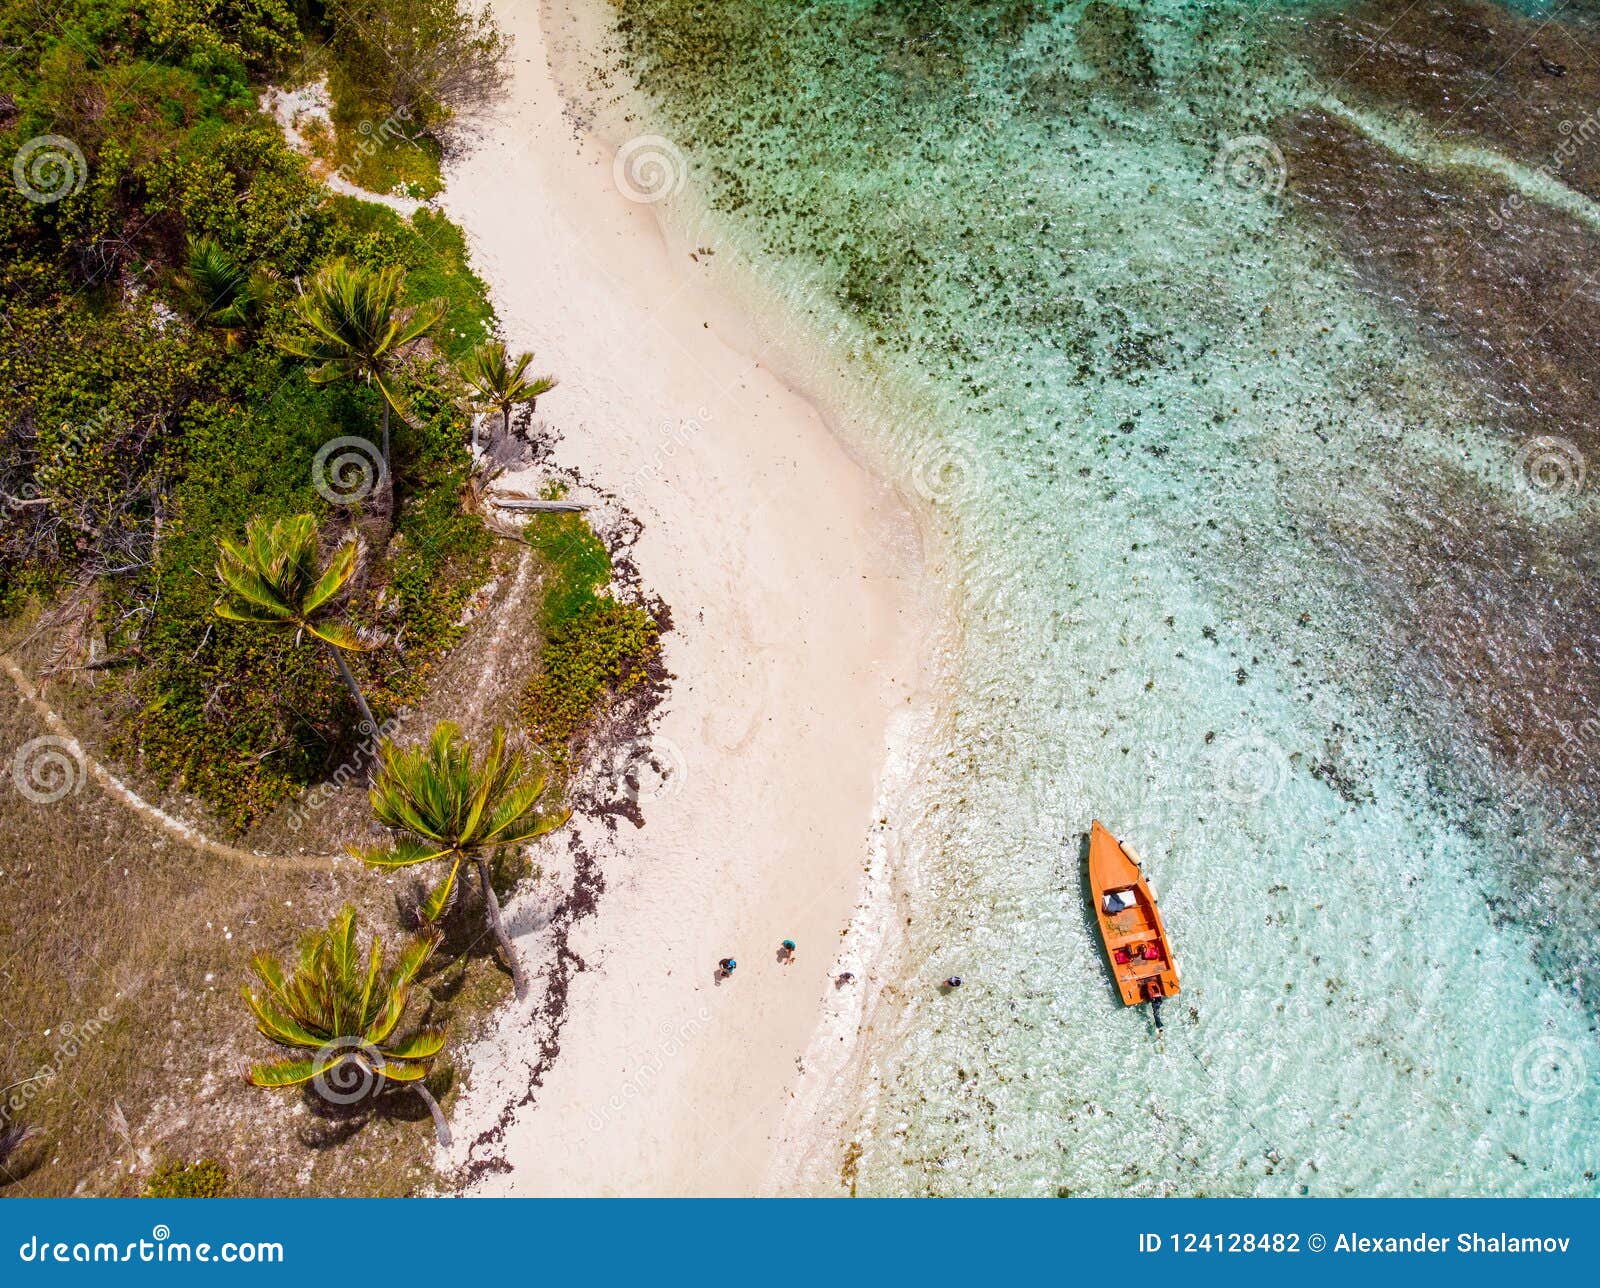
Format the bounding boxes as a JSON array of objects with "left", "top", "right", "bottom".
[
  {"left": 243, "top": 906, "right": 451, "bottom": 1145},
  {"left": 174, "top": 238, "right": 270, "bottom": 350},
  {"left": 353, "top": 721, "right": 569, "bottom": 999},
  {"left": 277, "top": 259, "right": 446, "bottom": 474},
  {"left": 459, "top": 340, "right": 557, "bottom": 454},
  {"left": 213, "top": 514, "right": 379, "bottom": 734}
]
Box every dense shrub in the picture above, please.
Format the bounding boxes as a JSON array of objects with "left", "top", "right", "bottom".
[
  {"left": 326, "top": 0, "right": 507, "bottom": 140},
  {"left": 519, "top": 513, "right": 660, "bottom": 761},
  {"left": 143, "top": 0, "right": 300, "bottom": 73},
  {"left": 143, "top": 1159, "right": 229, "bottom": 1197}
]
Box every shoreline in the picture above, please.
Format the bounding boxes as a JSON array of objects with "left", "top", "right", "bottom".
[{"left": 438, "top": 0, "right": 935, "bottom": 1195}]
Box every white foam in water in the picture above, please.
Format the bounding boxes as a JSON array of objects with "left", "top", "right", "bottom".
[{"left": 561, "top": 0, "right": 1600, "bottom": 1195}]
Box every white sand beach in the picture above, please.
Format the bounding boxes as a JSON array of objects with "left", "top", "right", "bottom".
[{"left": 439, "top": 0, "right": 930, "bottom": 1195}]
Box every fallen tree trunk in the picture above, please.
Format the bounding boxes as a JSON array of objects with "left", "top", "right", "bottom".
[{"left": 490, "top": 497, "right": 590, "bottom": 513}]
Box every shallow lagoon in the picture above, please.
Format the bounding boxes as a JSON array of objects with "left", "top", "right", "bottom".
[{"left": 571, "top": 0, "right": 1600, "bottom": 1194}]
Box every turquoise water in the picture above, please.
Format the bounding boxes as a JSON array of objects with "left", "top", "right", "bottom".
[{"left": 566, "top": 0, "right": 1600, "bottom": 1194}]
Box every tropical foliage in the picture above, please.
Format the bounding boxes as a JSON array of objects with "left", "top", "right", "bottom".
[
  {"left": 0, "top": 0, "right": 659, "bottom": 1183},
  {"left": 213, "top": 513, "right": 379, "bottom": 731},
  {"left": 173, "top": 238, "right": 272, "bottom": 350},
  {"left": 328, "top": 0, "right": 508, "bottom": 137},
  {"left": 459, "top": 340, "right": 556, "bottom": 452},
  {"left": 355, "top": 721, "right": 569, "bottom": 997},
  {"left": 243, "top": 906, "right": 450, "bottom": 1144},
  {"left": 519, "top": 511, "right": 661, "bottom": 762},
  {"left": 278, "top": 259, "right": 446, "bottom": 473}
]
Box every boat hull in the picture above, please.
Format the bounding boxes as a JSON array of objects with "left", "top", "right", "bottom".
[{"left": 1088, "top": 820, "right": 1181, "bottom": 1007}]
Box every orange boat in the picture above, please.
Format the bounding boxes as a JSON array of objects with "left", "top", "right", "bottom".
[{"left": 1088, "top": 820, "right": 1180, "bottom": 1023}]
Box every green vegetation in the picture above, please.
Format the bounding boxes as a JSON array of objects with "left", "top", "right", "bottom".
[
  {"left": 460, "top": 340, "right": 557, "bottom": 452},
  {"left": 143, "top": 1159, "right": 230, "bottom": 1198},
  {"left": 243, "top": 906, "right": 451, "bottom": 1145},
  {"left": 0, "top": 0, "right": 502, "bottom": 826},
  {"left": 325, "top": 69, "right": 444, "bottom": 201},
  {"left": 213, "top": 513, "right": 379, "bottom": 732},
  {"left": 174, "top": 238, "right": 274, "bottom": 350},
  {"left": 520, "top": 513, "right": 661, "bottom": 761},
  {"left": 1, "top": 0, "right": 662, "bottom": 1195},
  {"left": 278, "top": 258, "right": 447, "bottom": 478},
  {"left": 355, "top": 721, "right": 571, "bottom": 998},
  {"left": 328, "top": 0, "right": 507, "bottom": 139}
]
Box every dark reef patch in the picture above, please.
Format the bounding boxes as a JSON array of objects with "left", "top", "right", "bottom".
[
  {"left": 1278, "top": 106, "right": 1600, "bottom": 993},
  {"left": 1309, "top": 0, "right": 1600, "bottom": 198},
  {"left": 1280, "top": 108, "right": 1600, "bottom": 457},
  {"left": 1076, "top": 1, "right": 1156, "bottom": 93}
]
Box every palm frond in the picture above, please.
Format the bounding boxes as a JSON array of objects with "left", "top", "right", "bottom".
[
  {"left": 417, "top": 858, "right": 462, "bottom": 925},
  {"left": 349, "top": 836, "right": 454, "bottom": 868},
  {"left": 302, "top": 539, "right": 358, "bottom": 616},
  {"left": 246, "top": 1057, "right": 326, "bottom": 1088},
  {"left": 243, "top": 910, "right": 444, "bottom": 1100},
  {"left": 380, "top": 1030, "right": 445, "bottom": 1062}
]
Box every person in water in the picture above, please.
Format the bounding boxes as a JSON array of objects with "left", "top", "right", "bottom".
[{"left": 944, "top": 975, "right": 962, "bottom": 989}]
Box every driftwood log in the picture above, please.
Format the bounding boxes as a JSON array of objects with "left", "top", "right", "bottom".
[{"left": 489, "top": 497, "right": 590, "bottom": 513}]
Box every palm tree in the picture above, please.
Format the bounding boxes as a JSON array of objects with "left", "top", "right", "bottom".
[
  {"left": 213, "top": 514, "right": 379, "bottom": 734},
  {"left": 277, "top": 259, "right": 446, "bottom": 475},
  {"left": 243, "top": 906, "right": 452, "bottom": 1145},
  {"left": 174, "top": 238, "right": 270, "bottom": 350},
  {"left": 459, "top": 340, "right": 557, "bottom": 454},
  {"left": 353, "top": 721, "right": 569, "bottom": 999}
]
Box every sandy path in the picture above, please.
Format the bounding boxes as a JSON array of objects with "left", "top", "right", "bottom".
[
  {"left": 438, "top": 1, "right": 928, "bottom": 1195},
  {"left": 1, "top": 653, "right": 340, "bottom": 873}
]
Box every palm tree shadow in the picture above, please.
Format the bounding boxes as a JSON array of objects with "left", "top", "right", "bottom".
[
  {"left": 372, "top": 1072, "right": 454, "bottom": 1131},
  {"left": 505, "top": 902, "right": 551, "bottom": 938},
  {"left": 296, "top": 1091, "right": 374, "bottom": 1150},
  {"left": 397, "top": 877, "right": 516, "bottom": 989}
]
